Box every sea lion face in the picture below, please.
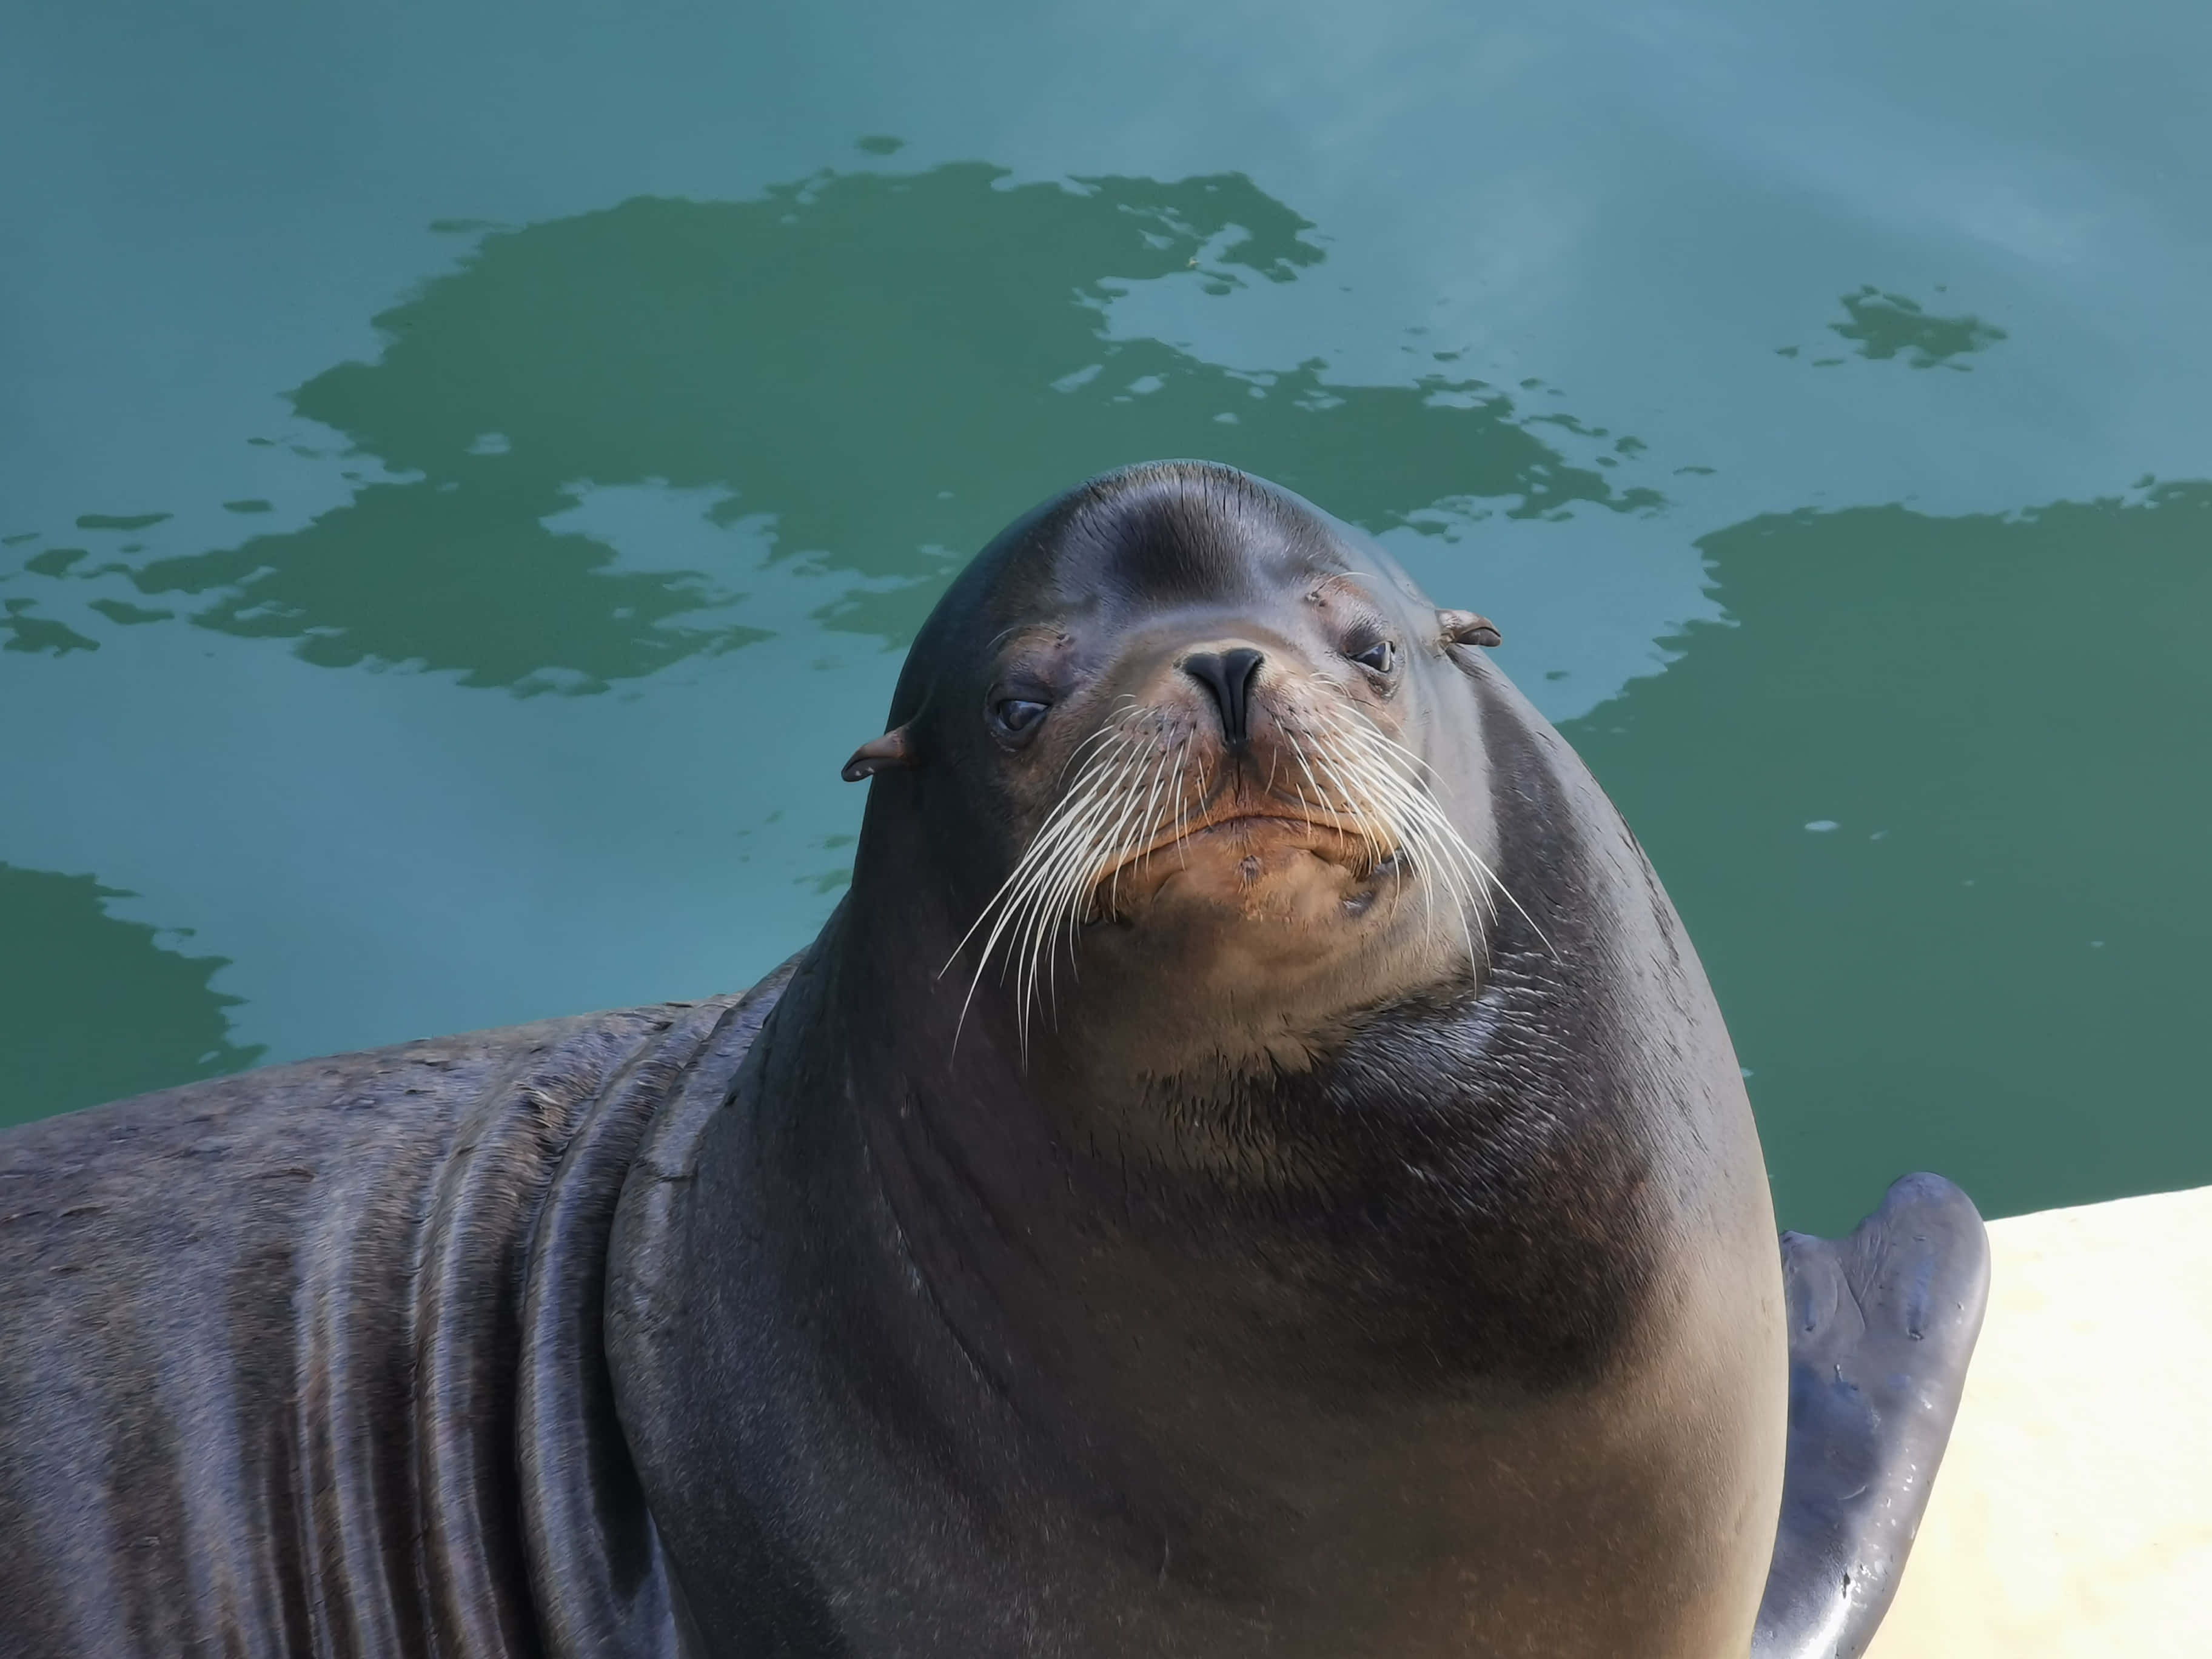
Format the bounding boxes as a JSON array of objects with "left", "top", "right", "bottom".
[{"left": 858, "top": 463, "right": 1510, "bottom": 1075}]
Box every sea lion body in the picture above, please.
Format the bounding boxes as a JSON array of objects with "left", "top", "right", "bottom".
[
  {"left": 0, "top": 463, "right": 1984, "bottom": 1658},
  {"left": 0, "top": 987, "right": 786, "bottom": 1657},
  {"left": 611, "top": 471, "right": 1791, "bottom": 1654}
]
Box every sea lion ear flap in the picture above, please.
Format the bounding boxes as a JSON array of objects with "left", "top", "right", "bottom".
[
  {"left": 1437, "top": 609, "right": 1503, "bottom": 649},
  {"left": 841, "top": 726, "right": 919, "bottom": 783}
]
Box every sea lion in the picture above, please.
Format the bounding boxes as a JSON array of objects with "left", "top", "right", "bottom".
[{"left": 0, "top": 461, "right": 1986, "bottom": 1658}]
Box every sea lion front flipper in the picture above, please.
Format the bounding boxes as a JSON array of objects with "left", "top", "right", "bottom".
[{"left": 1752, "top": 1172, "right": 1991, "bottom": 1659}]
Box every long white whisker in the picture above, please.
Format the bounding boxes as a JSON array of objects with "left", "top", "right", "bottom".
[
  {"left": 1020, "top": 731, "right": 1161, "bottom": 1037},
  {"left": 1165, "top": 739, "right": 1193, "bottom": 869},
  {"left": 1327, "top": 717, "right": 1555, "bottom": 956},
  {"left": 1036, "top": 740, "right": 1158, "bottom": 1029},
  {"left": 1016, "top": 740, "right": 1145, "bottom": 1039},
  {"left": 1290, "top": 720, "right": 1389, "bottom": 874},
  {"left": 955, "top": 758, "right": 1116, "bottom": 987},
  {"left": 1309, "top": 722, "right": 1485, "bottom": 954},
  {"left": 1278, "top": 723, "right": 1329, "bottom": 833},
  {"left": 948, "top": 729, "right": 1142, "bottom": 1045},
  {"left": 1326, "top": 733, "right": 1480, "bottom": 964}
]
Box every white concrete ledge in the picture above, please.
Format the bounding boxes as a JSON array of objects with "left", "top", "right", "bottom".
[{"left": 1866, "top": 1182, "right": 2212, "bottom": 1657}]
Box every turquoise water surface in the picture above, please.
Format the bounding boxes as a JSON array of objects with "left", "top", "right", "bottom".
[{"left": 5, "top": 1, "right": 2209, "bottom": 1232}]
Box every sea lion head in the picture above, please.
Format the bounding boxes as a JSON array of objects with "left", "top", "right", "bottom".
[{"left": 842, "top": 460, "right": 1520, "bottom": 1079}]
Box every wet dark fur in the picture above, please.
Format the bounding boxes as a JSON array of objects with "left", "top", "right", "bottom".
[
  {"left": 0, "top": 988, "right": 782, "bottom": 1657},
  {"left": 0, "top": 463, "right": 1984, "bottom": 1659},
  {"left": 609, "top": 466, "right": 1786, "bottom": 1657}
]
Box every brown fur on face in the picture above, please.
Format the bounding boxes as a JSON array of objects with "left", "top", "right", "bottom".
[{"left": 947, "top": 598, "right": 1508, "bottom": 1076}]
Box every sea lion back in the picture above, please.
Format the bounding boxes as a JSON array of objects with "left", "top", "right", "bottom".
[{"left": 0, "top": 994, "right": 764, "bottom": 1659}]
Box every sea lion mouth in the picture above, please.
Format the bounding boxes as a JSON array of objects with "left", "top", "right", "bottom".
[
  {"left": 1093, "top": 804, "right": 1392, "bottom": 893},
  {"left": 1081, "top": 813, "right": 1410, "bottom": 932}
]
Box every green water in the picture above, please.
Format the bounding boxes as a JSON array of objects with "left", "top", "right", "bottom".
[{"left": 4, "top": 1, "right": 2208, "bottom": 1232}]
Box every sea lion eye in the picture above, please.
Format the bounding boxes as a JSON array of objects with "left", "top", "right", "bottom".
[
  {"left": 993, "top": 697, "right": 1049, "bottom": 735},
  {"left": 1352, "top": 640, "right": 1397, "bottom": 674}
]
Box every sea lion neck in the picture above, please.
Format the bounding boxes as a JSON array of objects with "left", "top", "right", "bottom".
[
  {"left": 770, "top": 849, "right": 1658, "bottom": 1408},
  {"left": 634, "top": 869, "right": 1671, "bottom": 1652}
]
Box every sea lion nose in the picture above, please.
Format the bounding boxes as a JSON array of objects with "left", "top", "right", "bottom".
[{"left": 1181, "top": 646, "right": 1265, "bottom": 746}]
